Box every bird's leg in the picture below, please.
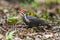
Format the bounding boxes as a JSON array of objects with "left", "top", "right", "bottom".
[
  {"left": 45, "top": 24, "right": 52, "bottom": 30},
  {"left": 37, "top": 26, "right": 45, "bottom": 32},
  {"left": 38, "top": 24, "right": 45, "bottom": 32}
]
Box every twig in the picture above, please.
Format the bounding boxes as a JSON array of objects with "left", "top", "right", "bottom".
[{"left": 0, "top": 27, "right": 7, "bottom": 32}]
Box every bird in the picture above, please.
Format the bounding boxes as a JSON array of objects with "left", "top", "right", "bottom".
[{"left": 19, "top": 9, "right": 52, "bottom": 30}]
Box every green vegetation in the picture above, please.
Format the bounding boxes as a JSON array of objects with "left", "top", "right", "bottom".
[
  {"left": 0, "top": 0, "right": 60, "bottom": 40},
  {"left": 7, "top": 17, "right": 19, "bottom": 24}
]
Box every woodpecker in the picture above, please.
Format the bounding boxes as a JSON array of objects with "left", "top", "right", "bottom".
[{"left": 19, "top": 10, "right": 52, "bottom": 30}]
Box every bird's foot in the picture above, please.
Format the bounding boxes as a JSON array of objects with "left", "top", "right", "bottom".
[{"left": 37, "top": 26, "right": 46, "bottom": 32}]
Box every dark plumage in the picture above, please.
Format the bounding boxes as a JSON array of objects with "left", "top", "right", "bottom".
[
  {"left": 20, "top": 10, "right": 52, "bottom": 30},
  {"left": 23, "top": 15, "right": 51, "bottom": 30}
]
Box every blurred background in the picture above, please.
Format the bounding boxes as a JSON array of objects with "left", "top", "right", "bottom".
[
  {"left": 0, "top": 0, "right": 60, "bottom": 40},
  {"left": 0, "top": 0, "right": 59, "bottom": 23}
]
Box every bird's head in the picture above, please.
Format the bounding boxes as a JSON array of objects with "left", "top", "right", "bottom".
[
  {"left": 19, "top": 9, "right": 27, "bottom": 16},
  {"left": 19, "top": 10, "right": 37, "bottom": 17}
]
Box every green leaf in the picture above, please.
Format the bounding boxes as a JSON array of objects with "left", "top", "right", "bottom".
[
  {"left": 6, "top": 31, "right": 16, "bottom": 40},
  {"left": 57, "top": 20, "right": 60, "bottom": 24},
  {"left": 7, "top": 17, "right": 19, "bottom": 24},
  {"left": 32, "top": 2, "right": 40, "bottom": 8},
  {"left": 32, "top": 27, "right": 37, "bottom": 30}
]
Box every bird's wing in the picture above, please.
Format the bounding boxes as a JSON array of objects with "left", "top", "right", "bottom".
[
  {"left": 27, "top": 16, "right": 46, "bottom": 24},
  {"left": 26, "top": 16, "right": 40, "bottom": 23},
  {"left": 27, "top": 16, "right": 39, "bottom": 21}
]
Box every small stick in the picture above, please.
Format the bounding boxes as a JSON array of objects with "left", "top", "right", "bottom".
[{"left": 0, "top": 27, "right": 7, "bottom": 32}]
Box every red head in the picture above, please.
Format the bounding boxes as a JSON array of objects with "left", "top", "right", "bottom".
[
  {"left": 20, "top": 9, "right": 27, "bottom": 13},
  {"left": 20, "top": 9, "right": 27, "bottom": 16}
]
